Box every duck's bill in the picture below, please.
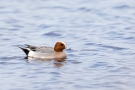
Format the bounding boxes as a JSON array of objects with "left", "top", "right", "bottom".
[{"left": 65, "top": 47, "right": 71, "bottom": 50}]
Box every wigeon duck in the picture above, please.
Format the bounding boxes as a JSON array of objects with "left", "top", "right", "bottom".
[{"left": 19, "top": 41, "right": 67, "bottom": 59}]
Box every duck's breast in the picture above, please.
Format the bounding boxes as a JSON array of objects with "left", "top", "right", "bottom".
[{"left": 53, "top": 52, "right": 66, "bottom": 59}]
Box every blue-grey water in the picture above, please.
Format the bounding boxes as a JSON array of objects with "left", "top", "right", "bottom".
[{"left": 0, "top": 0, "right": 135, "bottom": 90}]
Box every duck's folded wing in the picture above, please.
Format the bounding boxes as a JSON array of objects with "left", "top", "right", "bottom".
[
  {"left": 35, "top": 46, "right": 54, "bottom": 53},
  {"left": 19, "top": 45, "right": 53, "bottom": 56},
  {"left": 25, "top": 44, "right": 54, "bottom": 53}
]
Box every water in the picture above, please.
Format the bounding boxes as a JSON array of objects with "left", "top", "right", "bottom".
[{"left": 0, "top": 0, "right": 135, "bottom": 90}]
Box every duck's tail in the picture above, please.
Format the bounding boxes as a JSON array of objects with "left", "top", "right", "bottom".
[{"left": 18, "top": 46, "right": 29, "bottom": 56}]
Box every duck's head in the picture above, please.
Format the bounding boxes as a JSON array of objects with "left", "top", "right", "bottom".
[{"left": 54, "top": 41, "right": 66, "bottom": 52}]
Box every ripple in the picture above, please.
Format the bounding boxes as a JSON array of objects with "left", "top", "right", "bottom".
[
  {"left": 49, "top": 72, "right": 60, "bottom": 75},
  {"left": 12, "top": 25, "right": 24, "bottom": 28},
  {"left": 36, "top": 6, "right": 72, "bottom": 12},
  {"left": 1, "top": 38, "right": 10, "bottom": 41},
  {"left": 85, "top": 43, "right": 126, "bottom": 50},
  {"left": 114, "top": 5, "right": 132, "bottom": 9},
  {"left": 91, "top": 62, "right": 108, "bottom": 68},
  {"left": 42, "top": 31, "right": 62, "bottom": 37},
  {"left": 38, "top": 24, "right": 51, "bottom": 28},
  {"left": 109, "top": 67, "right": 131, "bottom": 73},
  {"left": 78, "top": 7, "right": 91, "bottom": 12}
]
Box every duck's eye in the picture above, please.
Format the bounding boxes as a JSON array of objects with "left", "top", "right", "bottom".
[{"left": 60, "top": 44, "right": 64, "bottom": 46}]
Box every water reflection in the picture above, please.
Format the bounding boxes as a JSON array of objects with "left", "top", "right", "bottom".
[{"left": 25, "top": 57, "right": 66, "bottom": 68}]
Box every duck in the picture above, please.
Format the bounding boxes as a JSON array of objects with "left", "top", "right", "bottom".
[{"left": 18, "top": 41, "right": 67, "bottom": 59}]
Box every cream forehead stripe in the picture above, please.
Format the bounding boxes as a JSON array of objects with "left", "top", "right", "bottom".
[{"left": 59, "top": 41, "right": 66, "bottom": 47}]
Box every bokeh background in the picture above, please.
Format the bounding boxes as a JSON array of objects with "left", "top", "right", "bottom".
[{"left": 0, "top": 0, "right": 135, "bottom": 90}]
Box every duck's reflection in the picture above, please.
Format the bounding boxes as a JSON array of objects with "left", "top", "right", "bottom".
[{"left": 25, "top": 57, "right": 66, "bottom": 67}]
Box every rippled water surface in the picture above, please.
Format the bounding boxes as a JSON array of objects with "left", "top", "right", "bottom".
[{"left": 0, "top": 0, "right": 135, "bottom": 90}]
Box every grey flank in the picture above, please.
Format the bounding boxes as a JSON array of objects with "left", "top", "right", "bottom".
[{"left": 25, "top": 44, "right": 54, "bottom": 53}]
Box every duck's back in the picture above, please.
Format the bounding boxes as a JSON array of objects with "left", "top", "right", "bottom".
[{"left": 35, "top": 46, "right": 54, "bottom": 53}]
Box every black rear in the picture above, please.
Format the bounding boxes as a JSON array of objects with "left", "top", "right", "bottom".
[{"left": 18, "top": 47, "right": 29, "bottom": 55}]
